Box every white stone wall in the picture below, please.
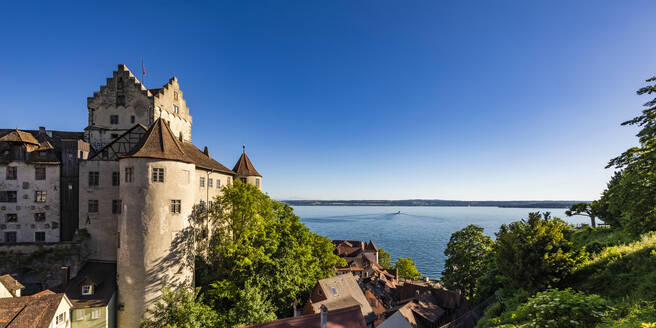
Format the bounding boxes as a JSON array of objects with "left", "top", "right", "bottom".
[
  {"left": 153, "top": 78, "right": 192, "bottom": 142},
  {"left": 194, "top": 169, "right": 233, "bottom": 206},
  {"left": 78, "top": 160, "right": 119, "bottom": 261},
  {"left": 0, "top": 284, "right": 13, "bottom": 298},
  {"left": 0, "top": 162, "right": 60, "bottom": 243},
  {"left": 117, "top": 158, "right": 196, "bottom": 327},
  {"left": 239, "top": 175, "right": 262, "bottom": 190}
]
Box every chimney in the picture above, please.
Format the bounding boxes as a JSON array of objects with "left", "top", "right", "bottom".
[
  {"left": 38, "top": 127, "right": 46, "bottom": 136},
  {"left": 60, "top": 266, "right": 70, "bottom": 286},
  {"left": 203, "top": 146, "right": 209, "bottom": 156},
  {"left": 320, "top": 304, "right": 328, "bottom": 328}
]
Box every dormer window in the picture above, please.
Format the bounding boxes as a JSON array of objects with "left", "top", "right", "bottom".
[
  {"left": 81, "top": 284, "right": 93, "bottom": 295},
  {"left": 331, "top": 287, "right": 339, "bottom": 296}
]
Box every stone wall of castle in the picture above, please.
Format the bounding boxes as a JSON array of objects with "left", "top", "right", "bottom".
[
  {"left": 117, "top": 158, "right": 196, "bottom": 327},
  {"left": 0, "top": 162, "right": 60, "bottom": 243}
]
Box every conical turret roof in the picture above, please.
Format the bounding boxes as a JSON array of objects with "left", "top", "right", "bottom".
[
  {"left": 123, "top": 119, "right": 192, "bottom": 163},
  {"left": 232, "top": 147, "right": 261, "bottom": 177}
]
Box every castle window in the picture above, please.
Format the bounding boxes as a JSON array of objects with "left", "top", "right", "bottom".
[
  {"left": 111, "top": 133, "right": 119, "bottom": 139},
  {"left": 91, "top": 309, "right": 100, "bottom": 319},
  {"left": 89, "top": 172, "right": 99, "bottom": 187},
  {"left": 88, "top": 200, "right": 98, "bottom": 213},
  {"left": 112, "top": 200, "right": 122, "bottom": 214},
  {"left": 227, "top": 177, "right": 232, "bottom": 185},
  {"left": 240, "top": 177, "right": 247, "bottom": 183},
  {"left": 35, "top": 231, "right": 45, "bottom": 243},
  {"left": 170, "top": 200, "right": 181, "bottom": 214},
  {"left": 6, "top": 214, "right": 17, "bottom": 222},
  {"left": 116, "top": 95, "right": 126, "bottom": 106},
  {"left": 34, "top": 191, "right": 46, "bottom": 203},
  {"left": 4, "top": 232, "right": 16, "bottom": 243},
  {"left": 216, "top": 179, "right": 221, "bottom": 189},
  {"left": 6, "top": 167, "right": 17, "bottom": 180},
  {"left": 152, "top": 168, "right": 164, "bottom": 183},
  {"left": 110, "top": 115, "right": 119, "bottom": 124},
  {"left": 0, "top": 191, "right": 17, "bottom": 203},
  {"left": 117, "top": 77, "right": 123, "bottom": 89},
  {"left": 112, "top": 172, "right": 120, "bottom": 186},
  {"left": 131, "top": 115, "right": 135, "bottom": 124},
  {"left": 256, "top": 178, "right": 260, "bottom": 188},
  {"left": 35, "top": 167, "right": 46, "bottom": 180},
  {"left": 199, "top": 177, "right": 205, "bottom": 188},
  {"left": 34, "top": 213, "right": 45, "bottom": 222},
  {"left": 174, "top": 91, "right": 179, "bottom": 100},
  {"left": 125, "top": 167, "right": 133, "bottom": 183},
  {"left": 81, "top": 285, "right": 93, "bottom": 296},
  {"left": 173, "top": 105, "right": 179, "bottom": 114},
  {"left": 208, "top": 178, "right": 213, "bottom": 188}
]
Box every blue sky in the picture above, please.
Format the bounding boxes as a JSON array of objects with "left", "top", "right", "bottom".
[{"left": 2, "top": 1, "right": 655, "bottom": 200}]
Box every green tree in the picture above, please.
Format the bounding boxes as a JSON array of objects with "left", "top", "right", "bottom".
[
  {"left": 378, "top": 248, "right": 392, "bottom": 269},
  {"left": 566, "top": 202, "right": 603, "bottom": 228},
  {"left": 604, "top": 75, "right": 656, "bottom": 235},
  {"left": 394, "top": 257, "right": 421, "bottom": 280},
  {"left": 196, "top": 181, "right": 345, "bottom": 327},
  {"left": 441, "top": 225, "right": 494, "bottom": 300},
  {"left": 495, "top": 212, "right": 586, "bottom": 293},
  {"left": 141, "top": 287, "right": 219, "bottom": 328}
]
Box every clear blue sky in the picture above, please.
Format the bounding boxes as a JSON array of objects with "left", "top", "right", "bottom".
[{"left": 2, "top": 1, "right": 655, "bottom": 200}]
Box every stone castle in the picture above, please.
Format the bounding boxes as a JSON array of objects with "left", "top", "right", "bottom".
[{"left": 0, "top": 64, "right": 262, "bottom": 326}]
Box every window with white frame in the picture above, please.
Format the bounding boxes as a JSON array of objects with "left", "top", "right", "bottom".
[
  {"left": 55, "top": 312, "right": 66, "bottom": 324},
  {"left": 81, "top": 284, "right": 93, "bottom": 295},
  {"left": 170, "top": 200, "right": 181, "bottom": 214},
  {"left": 199, "top": 177, "right": 205, "bottom": 188},
  {"left": 91, "top": 309, "right": 100, "bottom": 319},
  {"left": 208, "top": 178, "right": 213, "bottom": 188},
  {"left": 152, "top": 168, "right": 164, "bottom": 183}
]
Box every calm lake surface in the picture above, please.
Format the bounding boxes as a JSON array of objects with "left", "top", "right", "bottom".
[{"left": 293, "top": 206, "right": 588, "bottom": 278}]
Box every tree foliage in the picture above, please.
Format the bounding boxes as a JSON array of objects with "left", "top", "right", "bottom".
[
  {"left": 378, "top": 248, "right": 392, "bottom": 269},
  {"left": 141, "top": 287, "right": 219, "bottom": 328},
  {"left": 441, "top": 224, "right": 493, "bottom": 301},
  {"left": 394, "top": 257, "right": 421, "bottom": 280},
  {"left": 602, "top": 76, "right": 656, "bottom": 235},
  {"left": 195, "top": 181, "right": 344, "bottom": 327},
  {"left": 566, "top": 202, "right": 603, "bottom": 228},
  {"left": 495, "top": 212, "right": 586, "bottom": 293}
]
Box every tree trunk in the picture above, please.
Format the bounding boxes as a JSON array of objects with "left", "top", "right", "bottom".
[{"left": 590, "top": 216, "right": 596, "bottom": 228}]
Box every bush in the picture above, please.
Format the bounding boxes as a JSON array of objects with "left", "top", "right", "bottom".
[{"left": 480, "top": 289, "right": 610, "bottom": 328}]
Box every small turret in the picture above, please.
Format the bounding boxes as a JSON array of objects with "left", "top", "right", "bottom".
[{"left": 232, "top": 145, "right": 262, "bottom": 189}]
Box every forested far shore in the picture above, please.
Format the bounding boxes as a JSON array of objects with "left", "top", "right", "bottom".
[{"left": 283, "top": 199, "right": 584, "bottom": 208}]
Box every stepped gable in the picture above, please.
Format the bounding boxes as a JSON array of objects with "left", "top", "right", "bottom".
[
  {"left": 181, "top": 143, "right": 235, "bottom": 175},
  {"left": 122, "top": 119, "right": 192, "bottom": 163},
  {"left": 233, "top": 150, "right": 261, "bottom": 177},
  {"left": 89, "top": 64, "right": 154, "bottom": 102},
  {"left": 0, "top": 129, "right": 39, "bottom": 145}
]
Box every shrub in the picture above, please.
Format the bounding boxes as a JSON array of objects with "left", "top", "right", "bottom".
[{"left": 514, "top": 289, "right": 609, "bottom": 328}]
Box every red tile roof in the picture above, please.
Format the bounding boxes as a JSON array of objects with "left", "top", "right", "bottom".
[
  {"left": 243, "top": 305, "right": 366, "bottom": 328},
  {"left": 0, "top": 275, "right": 24, "bottom": 297},
  {"left": 0, "top": 292, "right": 70, "bottom": 328},
  {"left": 233, "top": 151, "right": 261, "bottom": 177},
  {"left": 123, "top": 119, "right": 192, "bottom": 163}
]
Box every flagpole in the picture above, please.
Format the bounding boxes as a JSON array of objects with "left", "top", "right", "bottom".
[{"left": 141, "top": 59, "right": 145, "bottom": 86}]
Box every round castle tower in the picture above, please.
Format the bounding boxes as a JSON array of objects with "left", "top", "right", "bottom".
[
  {"left": 116, "top": 119, "right": 196, "bottom": 326},
  {"left": 233, "top": 145, "right": 262, "bottom": 189}
]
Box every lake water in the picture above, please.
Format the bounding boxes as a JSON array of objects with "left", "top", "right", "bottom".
[{"left": 293, "top": 206, "right": 588, "bottom": 278}]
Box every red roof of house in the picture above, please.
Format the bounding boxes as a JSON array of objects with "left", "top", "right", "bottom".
[
  {"left": 243, "top": 305, "right": 366, "bottom": 328},
  {"left": 233, "top": 150, "right": 261, "bottom": 177}
]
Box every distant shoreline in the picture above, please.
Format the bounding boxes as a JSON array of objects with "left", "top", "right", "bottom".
[{"left": 282, "top": 200, "right": 583, "bottom": 209}]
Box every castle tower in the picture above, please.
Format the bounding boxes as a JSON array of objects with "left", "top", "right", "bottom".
[
  {"left": 232, "top": 145, "right": 262, "bottom": 190},
  {"left": 116, "top": 119, "right": 196, "bottom": 326},
  {"left": 86, "top": 65, "right": 192, "bottom": 151}
]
